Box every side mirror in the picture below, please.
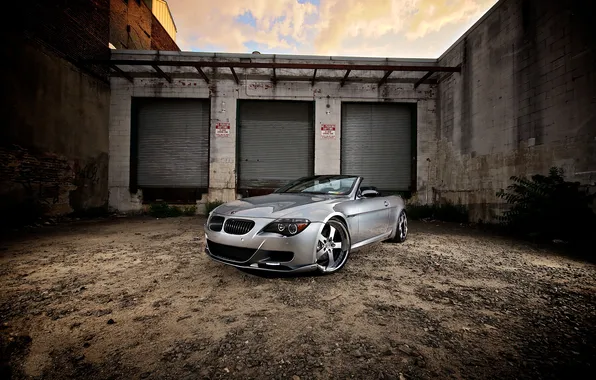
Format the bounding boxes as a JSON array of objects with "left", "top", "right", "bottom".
[{"left": 361, "top": 189, "right": 380, "bottom": 198}]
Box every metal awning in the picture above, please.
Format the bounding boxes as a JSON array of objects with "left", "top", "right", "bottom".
[{"left": 84, "top": 55, "right": 461, "bottom": 86}]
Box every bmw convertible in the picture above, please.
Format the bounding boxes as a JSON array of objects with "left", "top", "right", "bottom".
[{"left": 204, "top": 175, "right": 408, "bottom": 274}]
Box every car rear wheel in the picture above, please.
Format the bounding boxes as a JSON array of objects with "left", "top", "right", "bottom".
[
  {"left": 391, "top": 210, "right": 408, "bottom": 243},
  {"left": 315, "top": 219, "right": 351, "bottom": 274}
]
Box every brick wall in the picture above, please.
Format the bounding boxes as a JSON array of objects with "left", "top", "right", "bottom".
[
  {"left": 12, "top": 0, "right": 111, "bottom": 78},
  {"left": 151, "top": 15, "right": 180, "bottom": 51},
  {"left": 109, "top": 0, "right": 152, "bottom": 50},
  {"left": 434, "top": 0, "right": 596, "bottom": 221}
]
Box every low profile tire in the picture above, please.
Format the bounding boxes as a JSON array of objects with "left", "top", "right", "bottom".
[
  {"left": 391, "top": 210, "right": 408, "bottom": 243},
  {"left": 315, "top": 218, "right": 351, "bottom": 274}
]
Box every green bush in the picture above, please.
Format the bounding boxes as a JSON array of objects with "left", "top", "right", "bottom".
[
  {"left": 181, "top": 205, "right": 197, "bottom": 216},
  {"left": 148, "top": 202, "right": 183, "bottom": 218},
  {"left": 205, "top": 200, "right": 224, "bottom": 215},
  {"left": 407, "top": 201, "right": 469, "bottom": 223},
  {"left": 496, "top": 167, "right": 596, "bottom": 244}
]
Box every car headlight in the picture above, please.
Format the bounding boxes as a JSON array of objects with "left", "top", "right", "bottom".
[{"left": 263, "top": 218, "right": 310, "bottom": 236}]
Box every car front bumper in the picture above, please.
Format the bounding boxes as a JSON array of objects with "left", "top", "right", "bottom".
[{"left": 203, "top": 214, "right": 324, "bottom": 272}]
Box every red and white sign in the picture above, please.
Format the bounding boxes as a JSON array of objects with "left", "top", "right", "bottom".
[
  {"left": 215, "top": 122, "right": 230, "bottom": 137},
  {"left": 321, "top": 124, "right": 336, "bottom": 138}
]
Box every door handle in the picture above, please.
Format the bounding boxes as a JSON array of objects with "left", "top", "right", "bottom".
[{"left": 384, "top": 201, "right": 389, "bottom": 207}]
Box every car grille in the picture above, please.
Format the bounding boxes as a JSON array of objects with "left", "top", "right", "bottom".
[
  {"left": 223, "top": 219, "right": 255, "bottom": 235},
  {"left": 207, "top": 240, "right": 256, "bottom": 262},
  {"left": 208, "top": 216, "right": 225, "bottom": 232}
]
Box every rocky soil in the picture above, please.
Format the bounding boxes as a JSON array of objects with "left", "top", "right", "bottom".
[{"left": 0, "top": 216, "right": 595, "bottom": 380}]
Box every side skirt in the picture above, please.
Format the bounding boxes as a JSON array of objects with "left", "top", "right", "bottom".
[{"left": 351, "top": 232, "right": 393, "bottom": 251}]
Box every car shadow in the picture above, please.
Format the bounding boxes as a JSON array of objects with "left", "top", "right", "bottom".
[{"left": 236, "top": 267, "right": 320, "bottom": 279}]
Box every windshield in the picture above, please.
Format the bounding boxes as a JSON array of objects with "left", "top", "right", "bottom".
[{"left": 276, "top": 175, "right": 359, "bottom": 195}]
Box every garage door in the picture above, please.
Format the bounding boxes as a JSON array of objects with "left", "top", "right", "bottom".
[
  {"left": 341, "top": 103, "right": 413, "bottom": 191},
  {"left": 136, "top": 98, "right": 210, "bottom": 188},
  {"left": 238, "top": 100, "right": 314, "bottom": 189}
]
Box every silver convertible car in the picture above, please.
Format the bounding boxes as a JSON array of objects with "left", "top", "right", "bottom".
[{"left": 204, "top": 175, "right": 408, "bottom": 274}]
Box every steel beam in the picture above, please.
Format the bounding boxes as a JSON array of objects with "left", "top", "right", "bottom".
[
  {"left": 378, "top": 70, "right": 393, "bottom": 86},
  {"left": 87, "top": 59, "right": 462, "bottom": 73},
  {"left": 272, "top": 67, "right": 277, "bottom": 84},
  {"left": 311, "top": 69, "right": 317, "bottom": 85},
  {"left": 110, "top": 64, "right": 133, "bottom": 83},
  {"left": 230, "top": 67, "right": 239, "bottom": 84},
  {"left": 151, "top": 64, "right": 172, "bottom": 83},
  {"left": 414, "top": 71, "right": 434, "bottom": 88},
  {"left": 340, "top": 69, "right": 351, "bottom": 87},
  {"left": 194, "top": 66, "right": 209, "bottom": 83}
]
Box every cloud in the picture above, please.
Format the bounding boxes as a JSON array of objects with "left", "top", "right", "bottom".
[
  {"left": 168, "top": 0, "right": 317, "bottom": 52},
  {"left": 166, "top": 0, "right": 498, "bottom": 57}
]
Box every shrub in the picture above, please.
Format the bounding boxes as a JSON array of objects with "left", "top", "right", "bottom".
[
  {"left": 205, "top": 200, "right": 224, "bottom": 215},
  {"left": 181, "top": 205, "right": 197, "bottom": 216},
  {"left": 148, "top": 202, "right": 183, "bottom": 218},
  {"left": 496, "top": 167, "right": 596, "bottom": 244},
  {"left": 407, "top": 201, "right": 469, "bottom": 223}
]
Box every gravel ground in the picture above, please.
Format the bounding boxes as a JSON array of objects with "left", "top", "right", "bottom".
[{"left": 0, "top": 216, "right": 595, "bottom": 380}]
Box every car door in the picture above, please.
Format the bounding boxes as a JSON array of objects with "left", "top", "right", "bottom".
[{"left": 355, "top": 196, "right": 390, "bottom": 241}]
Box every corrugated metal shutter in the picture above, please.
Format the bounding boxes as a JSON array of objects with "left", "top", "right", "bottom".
[
  {"left": 238, "top": 100, "right": 314, "bottom": 188},
  {"left": 137, "top": 98, "right": 210, "bottom": 188},
  {"left": 341, "top": 103, "right": 412, "bottom": 191}
]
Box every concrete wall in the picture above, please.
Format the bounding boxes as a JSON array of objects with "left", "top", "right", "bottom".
[
  {"left": 435, "top": 0, "right": 596, "bottom": 221},
  {"left": 0, "top": 2, "right": 111, "bottom": 227},
  {"left": 0, "top": 40, "right": 110, "bottom": 222},
  {"left": 107, "top": 53, "right": 438, "bottom": 213}
]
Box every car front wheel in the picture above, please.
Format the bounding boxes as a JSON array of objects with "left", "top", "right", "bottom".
[{"left": 315, "top": 219, "right": 351, "bottom": 274}]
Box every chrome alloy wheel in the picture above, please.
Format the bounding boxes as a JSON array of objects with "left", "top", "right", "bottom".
[
  {"left": 397, "top": 210, "right": 408, "bottom": 242},
  {"left": 315, "top": 219, "right": 351, "bottom": 273}
]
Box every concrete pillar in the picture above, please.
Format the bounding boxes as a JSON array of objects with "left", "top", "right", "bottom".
[
  {"left": 314, "top": 97, "right": 341, "bottom": 174},
  {"left": 208, "top": 95, "right": 238, "bottom": 203},
  {"left": 107, "top": 78, "right": 142, "bottom": 212}
]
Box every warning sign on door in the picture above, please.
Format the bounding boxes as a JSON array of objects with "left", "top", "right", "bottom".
[
  {"left": 321, "top": 124, "right": 336, "bottom": 138},
  {"left": 215, "top": 122, "right": 230, "bottom": 137}
]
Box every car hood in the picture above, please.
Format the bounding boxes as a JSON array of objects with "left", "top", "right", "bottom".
[{"left": 213, "top": 193, "right": 335, "bottom": 218}]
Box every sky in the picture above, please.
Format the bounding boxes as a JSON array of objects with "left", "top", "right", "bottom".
[{"left": 166, "top": 0, "right": 499, "bottom": 58}]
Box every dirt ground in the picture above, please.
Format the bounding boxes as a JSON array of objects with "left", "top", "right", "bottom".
[{"left": 1, "top": 216, "right": 595, "bottom": 380}]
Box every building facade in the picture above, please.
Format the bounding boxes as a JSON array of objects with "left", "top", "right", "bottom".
[
  {"left": 109, "top": 0, "right": 179, "bottom": 51},
  {"left": 0, "top": 0, "right": 181, "bottom": 227},
  {"left": 104, "top": 0, "right": 596, "bottom": 221},
  {"left": 105, "top": 52, "right": 447, "bottom": 213}
]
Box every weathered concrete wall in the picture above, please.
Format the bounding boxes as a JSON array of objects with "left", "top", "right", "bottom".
[
  {"left": 0, "top": 37, "right": 110, "bottom": 225},
  {"left": 435, "top": 0, "right": 596, "bottom": 221},
  {"left": 107, "top": 53, "right": 438, "bottom": 212}
]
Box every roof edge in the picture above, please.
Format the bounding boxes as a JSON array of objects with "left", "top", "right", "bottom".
[
  {"left": 110, "top": 49, "right": 440, "bottom": 63},
  {"left": 438, "top": 0, "right": 504, "bottom": 61}
]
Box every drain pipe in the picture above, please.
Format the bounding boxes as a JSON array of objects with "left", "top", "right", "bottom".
[{"left": 426, "top": 158, "right": 431, "bottom": 204}]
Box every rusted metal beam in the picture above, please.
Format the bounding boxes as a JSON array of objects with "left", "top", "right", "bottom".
[
  {"left": 272, "top": 67, "right": 277, "bottom": 84},
  {"left": 151, "top": 64, "right": 172, "bottom": 83},
  {"left": 414, "top": 71, "right": 434, "bottom": 88},
  {"left": 87, "top": 59, "right": 462, "bottom": 73},
  {"left": 230, "top": 67, "right": 239, "bottom": 84},
  {"left": 311, "top": 69, "right": 317, "bottom": 85},
  {"left": 110, "top": 64, "right": 134, "bottom": 83},
  {"left": 194, "top": 66, "right": 209, "bottom": 83},
  {"left": 378, "top": 70, "right": 393, "bottom": 86},
  {"left": 340, "top": 70, "right": 351, "bottom": 87}
]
